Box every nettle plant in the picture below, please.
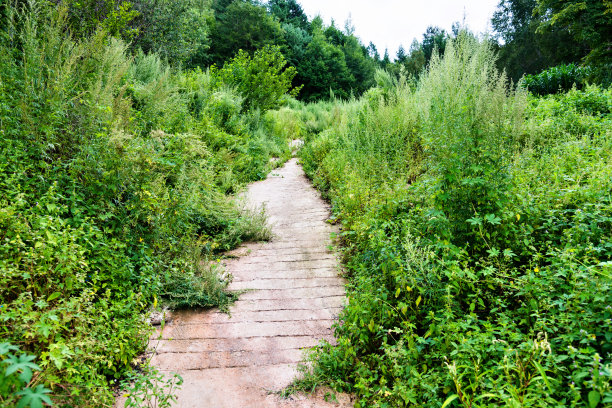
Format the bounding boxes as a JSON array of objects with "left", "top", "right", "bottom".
[{"left": 0, "top": 342, "right": 52, "bottom": 408}]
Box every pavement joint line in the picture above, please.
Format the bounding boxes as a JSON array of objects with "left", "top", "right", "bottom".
[
  {"left": 225, "top": 296, "right": 345, "bottom": 300},
  {"left": 229, "top": 285, "right": 345, "bottom": 290},
  {"left": 159, "top": 331, "right": 335, "bottom": 339},
  {"left": 154, "top": 347, "right": 315, "bottom": 355},
  {"left": 163, "top": 319, "right": 337, "bottom": 326}
]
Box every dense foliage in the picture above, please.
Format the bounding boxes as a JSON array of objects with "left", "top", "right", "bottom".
[
  {"left": 522, "top": 63, "right": 592, "bottom": 95},
  {"left": 292, "top": 36, "right": 611, "bottom": 407},
  {"left": 0, "top": 1, "right": 294, "bottom": 406},
  {"left": 2, "top": 0, "right": 611, "bottom": 406}
]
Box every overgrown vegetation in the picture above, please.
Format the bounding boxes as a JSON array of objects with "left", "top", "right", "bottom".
[
  {"left": 0, "top": 1, "right": 294, "bottom": 406},
  {"left": 294, "top": 35, "right": 611, "bottom": 407},
  {"left": 2, "top": 0, "right": 611, "bottom": 406},
  {"left": 523, "top": 63, "right": 592, "bottom": 95}
]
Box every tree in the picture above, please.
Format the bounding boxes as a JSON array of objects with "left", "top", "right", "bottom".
[
  {"left": 381, "top": 48, "right": 391, "bottom": 68},
  {"left": 54, "top": 0, "right": 139, "bottom": 39},
  {"left": 297, "top": 29, "right": 353, "bottom": 101},
  {"left": 535, "top": 0, "right": 612, "bottom": 68},
  {"left": 267, "top": 0, "right": 308, "bottom": 30},
  {"left": 422, "top": 26, "right": 448, "bottom": 64},
  {"left": 325, "top": 20, "right": 346, "bottom": 46},
  {"left": 208, "top": 1, "right": 284, "bottom": 65},
  {"left": 343, "top": 35, "right": 376, "bottom": 94},
  {"left": 212, "top": 45, "right": 300, "bottom": 112},
  {"left": 491, "top": 0, "right": 584, "bottom": 81},
  {"left": 396, "top": 44, "right": 407, "bottom": 63},
  {"left": 130, "top": 0, "right": 212, "bottom": 65},
  {"left": 367, "top": 41, "right": 380, "bottom": 61},
  {"left": 404, "top": 39, "right": 426, "bottom": 77},
  {"left": 281, "top": 22, "right": 311, "bottom": 67}
]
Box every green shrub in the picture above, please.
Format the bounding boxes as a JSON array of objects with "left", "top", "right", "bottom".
[
  {"left": 414, "top": 33, "right": 527, "bottom": 254},
  {"left": 522, "top": 63, "right": 591, "bottom": 96},
  {"left": 211, "top": 45, "right": 301, "bottom": 112},
  {"left": 0, "top": 1, "right": 291, "bottom": 405},
  {"left": 0, "top": 342, "right": 53, "bottom": 408}
]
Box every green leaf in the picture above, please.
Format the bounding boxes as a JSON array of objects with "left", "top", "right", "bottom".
[
  {"left": 5, "top": 354, "right": 40, "bottom": 384},
  {"left": 588, "top": 391, "right": 600, "bottom": 408},
  {"left": 16, "top": 385, "right": 53, "bottom": 408},
  {"left": 487, "top": 247, "right": 500, "bottom": 257},
  {"left": 466, "top": 216, "right": 482, "bottom": 226},
  {"left": 532, "top": 360, "right": 553, "bottom": 394},
  {"left": 484, "top": 214, "right": 502, "bottom": 225},
  {"left": 0, "top": 342, "right": 20, "bottom": 356},
  {"left": 441, "top": 394, "right": 459, "bottom": 408},
  {"left": 47, "top": 292, "right": 61, "bottom": 302},
  {"left": 368, "top": 319, "right": 375, "bottom": 333}
]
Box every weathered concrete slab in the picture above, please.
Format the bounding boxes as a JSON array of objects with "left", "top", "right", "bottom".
[{"left": 137, "top": 157, "right": 352, "bottom": 408}]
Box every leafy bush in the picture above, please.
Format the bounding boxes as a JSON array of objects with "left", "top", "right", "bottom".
[
  {"left": 296, "top": 37, "right": 612, "bottom": 407},
  {"left": 212, "top": 45, "right": 301, "bottom": 112},
  {"left": 0, "top": 1, "right": 292, "bottom": 405},
  {"left": 122, "top": 366, "right": 183, "bottom": 408},
  {"left": 522, "top": 63, "right": 591, "bottom": 96}
]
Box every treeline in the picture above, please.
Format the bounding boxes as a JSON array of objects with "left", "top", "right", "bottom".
[
  {"left": 44, "top": 0, "right": 612, "bottom": 100},
  {"left": 47, "top": 0, "right": 379, "bottom": 101},
  {"left": 385, "top": 0, "right": 611, "bottom": 86}
]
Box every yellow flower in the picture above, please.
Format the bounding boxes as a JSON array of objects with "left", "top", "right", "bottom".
[
  {"left": 139, "top": 237, "right": 143, "bottom": 243},
  {"left": 534, "top": 267, "right": 540, "bottom": 273}
]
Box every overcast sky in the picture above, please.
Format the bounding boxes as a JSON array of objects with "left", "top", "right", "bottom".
[{"left": 297, "top": 0, "right": 500, "bottom": 58}]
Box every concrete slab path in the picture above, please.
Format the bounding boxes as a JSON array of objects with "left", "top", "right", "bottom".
[{"left": 148, "top": 157, "right": 351, "bottom": 407}]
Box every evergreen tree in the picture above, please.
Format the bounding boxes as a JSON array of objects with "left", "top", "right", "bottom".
[
  {"left": 267, "top": 0, "right": 308, "bottom": 30},
  {"left": 381, "top": 48, "right": 391, "bottom": 68},
  {"left": 208, "top": 0, "right": 284, "bottom": 65},
  {"left": 343, "top": 35, "right": 376, "bottom": 94},
  {"left": 396, "top": 44, "right": 407, "bottom": 63},
  {"left": 297, "top": 28, "right": 353, "bottom": 101},
  {"left": 367, "top": 41, "right": 380, "bottom": 61},
  {"left": 421, "top": 26, "right": 448, "bottom": 63}
]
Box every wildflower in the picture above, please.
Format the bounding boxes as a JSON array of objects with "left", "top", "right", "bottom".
[
  {"left": 139, "top": 237, "right": 144, "bottom": 242},
  {"left": 534, "top": 332, "right": 551, "bottom": 354},
  {"left": 444, "top": 358, "right": 457, "bottom": 376},
  {"left": 534, "top": 266, "right": 540, "bottom": 273}
]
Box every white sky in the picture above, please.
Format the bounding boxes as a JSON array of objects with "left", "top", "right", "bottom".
[{"left": 297, "top": 0, "right": 500, "bottom": 58}]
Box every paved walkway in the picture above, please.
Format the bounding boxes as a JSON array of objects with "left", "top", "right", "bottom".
[{"left": 149, "top": 157, "right": 350, "bottom": 407}]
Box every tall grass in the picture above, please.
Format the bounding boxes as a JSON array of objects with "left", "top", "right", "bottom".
[{"left": 297, "top": 35, "right": 611, "bottom": 407}]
